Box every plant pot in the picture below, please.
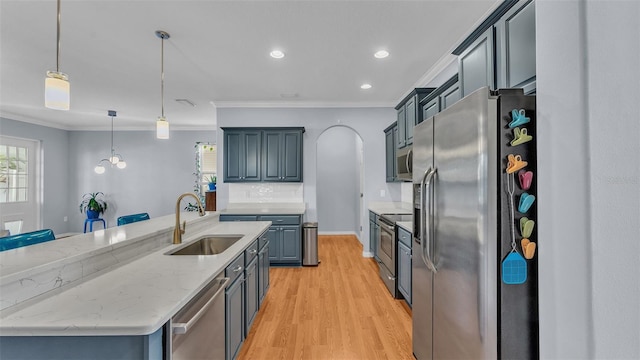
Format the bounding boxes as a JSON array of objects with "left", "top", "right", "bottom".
[
  {"left": 86, "top": 210, "right": 100, "bottom": 219},
  {"left": 208, "top": 183, "right": 216, "bottom": 191}
]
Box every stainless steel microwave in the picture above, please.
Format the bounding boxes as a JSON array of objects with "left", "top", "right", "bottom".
[{"left": 396, "top": 146, "right": 413, "bottom": 181}]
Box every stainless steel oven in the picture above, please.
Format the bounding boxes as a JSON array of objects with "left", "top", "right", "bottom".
[{"left": 377, "top": 213, "right": 412, "bottom": 298}]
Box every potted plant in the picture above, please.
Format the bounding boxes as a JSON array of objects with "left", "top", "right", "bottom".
[
  {"left": 79, "top": 192, "right": 108, "bottom": 219},
  {"left": 206, "top": 175, "right": 217, "bottom": 191}
]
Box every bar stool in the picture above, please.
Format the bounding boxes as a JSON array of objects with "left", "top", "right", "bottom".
[{"left": 84, "top": 218, "right": 106, "bottom": 233}]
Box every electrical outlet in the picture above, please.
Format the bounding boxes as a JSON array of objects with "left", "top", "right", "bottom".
[
  {"left": 380, "top": 189, "right": 386, "bottom": 197},
  {"left": 63, "top": 216, "right": 68, "bottom": 222}
]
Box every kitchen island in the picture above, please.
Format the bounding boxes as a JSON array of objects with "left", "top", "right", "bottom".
[{"left": 0, "top": 212, "right": 270, "bottom": 359}]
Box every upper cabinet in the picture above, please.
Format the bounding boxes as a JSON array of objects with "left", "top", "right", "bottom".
[
  {"left": 419, "top": 75, "right": 461, "bottom": 120},
  {"left": 222, "top": 127, "right": 304, "bottom": 183},
  {"left": 384, "top": 122, "right": 399, "bottom": 183},
  {"left": 395, "top": 88, "right": 434, "bottom": 149},
  {"left": 262, "top": 129, "right": 303, "bottom": 182},
  {"left": 458, "top": 27, "right": 495, "bottom": 98},
  {"left": 223, "top": 130, "right": 262, "bottom": 182},
  {"left": 454, "top": 0, "right": 536, "bottom": 98},
  {"left": 495, "top": 0, "right": 536, "bottom": 94}
]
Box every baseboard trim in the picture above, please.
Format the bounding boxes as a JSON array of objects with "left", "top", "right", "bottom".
[{"left": 362, "top": 251, "right": 374, "bottom": 258}]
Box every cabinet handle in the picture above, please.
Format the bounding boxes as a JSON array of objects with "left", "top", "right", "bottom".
[
  {"left": 249, "top": 249, "right": 257, "bottom": 254},
  {"left": 233, "top": 266, "right": 243, "bottom": 273},
  {"left": 387, "top": 275, "right": 396, "bottom": 281}
]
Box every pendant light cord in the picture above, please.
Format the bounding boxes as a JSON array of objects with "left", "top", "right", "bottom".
[
  {"left": 160, "top": 35, "right": 165, "bottom": 118},
  {"left": 111, "top": 114, "right": 115, "bottom": 154},
  {"left": 56, "top": 0, "right": 61, "bottom": 72}
]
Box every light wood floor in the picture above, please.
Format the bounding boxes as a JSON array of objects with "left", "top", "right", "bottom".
[{"left": 238, "top": 235, "right": 413, "bottom": 360}]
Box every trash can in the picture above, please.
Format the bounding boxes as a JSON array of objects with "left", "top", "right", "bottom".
[{"left": 303, "top": 222, "right": 319, "bottom": 266}]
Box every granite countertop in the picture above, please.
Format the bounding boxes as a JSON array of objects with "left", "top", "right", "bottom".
[
  {"left": 220, "top": 202, "right": 306, "bottom": 215},
  {"left": 0, "top": 216, "right": 271, "bottom": 337},
  {"left": 368, "top": 201, "right": 413, "bottom": 216},
  {"left": 397, "top": 221, "right": 413, "bottom": 233}
]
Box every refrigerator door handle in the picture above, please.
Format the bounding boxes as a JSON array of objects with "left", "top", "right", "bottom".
[
  {"left": 425, "top": 168, "right": 437, "bottom": 273},
  {"left": 419, "top": 168, "right": 431, "bottom": 270}
]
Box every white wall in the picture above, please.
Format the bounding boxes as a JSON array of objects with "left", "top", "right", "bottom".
[
  {"left": 0, "top": 117, "right": 70, "bottom": 234},
  {"left": 216, "top": 107, "right": 401, "bottom": 250},
  {"left": 317, "top": 126, "right": 361, "bottom": 234},
  {"left": 68, "top": 130, "right": 215, "bottom": 231},
  {"left": 537, "top": 0, "right": 640, "bottom": 358}
]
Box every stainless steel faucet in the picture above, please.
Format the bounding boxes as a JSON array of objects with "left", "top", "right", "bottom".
[{"left": 173, "top": 192, "right": 206, "bottom": 244}]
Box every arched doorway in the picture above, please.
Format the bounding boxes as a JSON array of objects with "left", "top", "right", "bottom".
[{"left": 316, "top": 126, "right": 364, "bottom": 238}]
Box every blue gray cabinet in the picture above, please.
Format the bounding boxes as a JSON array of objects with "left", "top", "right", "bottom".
[
  {"left": 369, "top": 211, "right": 379, "bottom": 260},
  {"left": 395, "top": 89, "right": 434, "bottom": 149},
  {"left": 459, "top": 27, "right": 495, "bottom": 98},
  {"left": 222, "top": 127, "right": 304, "bottom": 183},
  {"left": 258, "top": 237, "right": 270, "bottom": 306},
  {"left": 225, "top": 254, "right": 245, "bottom": 360},
  {"left": 495, "top": 0, "right": 536, "bottom": 94},
  {"left": 385, "top": 123, "right": 398, "bottom": 182},
  {"left": 244, "top": 256, "right": 258, "bottom": 336},
  {"left": 220, "top": 214, "right": 302, "bottom": 266},
  {"left": 420, "top": 75, "right": 461, "bottom": 120},
  {"left": 223, "top": 130, "right": 262, "bottom": 182},
  {"left": 262, "top": 129, "right": 303, "bottom": 182},
  {"left": 397, "top": 240, "right": 412, "bottom": 306}
]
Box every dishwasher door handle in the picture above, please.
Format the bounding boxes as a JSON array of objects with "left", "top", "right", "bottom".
[{"left": 172, "top": 277, "right": 230, "bottom": 335}]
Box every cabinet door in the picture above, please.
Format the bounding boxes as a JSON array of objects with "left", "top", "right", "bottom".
[
  {"left": 266, "top": 227, "right": 279, "bottom": 262},
  {"left": 385, "top": 127, "right": 396, "bottom": 182},
  {"left": 225, "top": 276, "right": 245, "bottom": 360},
  {"left": 397, "top": 241, "right": 412, "bottom": 306},
  {"left": 281, "top": 131, "right": 302, "bottom": 181},
  {"left": 262, "top": 131, "right": 282, "bottom": 181},
  {"left": 243, "top": 131, "right": 262, "bottom": 181},
  {"left": 369, "top": 219, "right": 377, "bottom": 254},
  {"left": 280, "top": 226, "right": 300, "bottom": 262},
  {"left": 258, "top": 243, "right": 269, "bottom": 305},
  {"left": 224, "top": 131, "right": 243, "bottom": 182},
  {"left": 396, "top": 107, "right": 406, "bottom": 148},
  {"left": 422, "top": 97, "right": 440, "bottom": 121},
  {"left": 405, "top": 97, "right": 416, "bottom": 145},
  {"left": 244, "top": 257, "right": 258, "bottom": 335},
  {"left": 495, "top": 0, "right": 536, "bottom": 93},
  {"left": 441, "top": 81, "right": 461, "bottom": 110},
  {"left": 459, "top": 27, "right": 495, "bottom": 98}
]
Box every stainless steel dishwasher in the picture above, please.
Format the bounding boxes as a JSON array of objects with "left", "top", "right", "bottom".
[{"left": 171, "top": 277, "right": 229, "bottom": 360}]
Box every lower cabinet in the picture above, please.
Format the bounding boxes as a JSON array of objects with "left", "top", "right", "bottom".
[
  {"left": 258, "top": 239, "right": 270, "bottom": 306},
  {"left": 221, "top": 214, "right": 302, "bottom": 266},
  {"left": 244, "top": 256, "right": 258, "bottom": 336},
  {"left": 225, "top": 270, "right": 245, "bottom": 360},
  {"left": 397, "top": 231, "right": 412, "bottom": 307},
  {"left": 369, "top": 211, "right": 379, "bottom": 260}
]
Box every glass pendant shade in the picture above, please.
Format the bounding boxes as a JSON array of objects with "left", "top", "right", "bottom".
[
  {"left": 116, "top": 161, "right": 127, "bottom": 169},
  {"left": 94, "top": 165, "right": 106, "bottom": 174},
  {"left": 157, "top": 117, "right": 170, "bottom": 139},
  {"left": 109, "top": 155, "right": 120, "bottom": 165},
  {"left": 44, "top": 71, "right": 70, "bottom": 110}
]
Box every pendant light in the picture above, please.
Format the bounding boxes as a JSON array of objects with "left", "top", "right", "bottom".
[
  {"left": 94, "top": 110, "right": 127, "bottom": 174},
  {"left": 45, "top": 0, "right": 70, "bottom": 110},
  {"left": 156, "top": 30, "right": 170, "bottom": 139}
]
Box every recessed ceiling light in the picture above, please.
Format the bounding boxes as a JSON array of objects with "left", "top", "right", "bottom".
[
  {"left": 361, "top": 84, "right": 372, "bottom": 90},
  {"left": 270, "top": 50, "right": 285, "bottom": 59},
  {"left": 374, "top": 50, "right": 389, "bottom": 59}
]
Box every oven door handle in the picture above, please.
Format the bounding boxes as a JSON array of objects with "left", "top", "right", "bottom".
[{"left": 172, "top": 277, "right": 229, "bottom": 335}]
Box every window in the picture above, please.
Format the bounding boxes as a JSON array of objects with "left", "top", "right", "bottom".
[
  {"left": 0, "top": 136, "right": 40, "bottom": 234},
  {"left": 196, "top": 142, "right": 217, "bottom": 195},
  {"left": 0, "top": 143, "right": 28, "bottom": 203}
]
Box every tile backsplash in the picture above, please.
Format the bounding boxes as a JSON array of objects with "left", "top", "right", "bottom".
[{"left": 229, "top": 183, "right": 304, "bottom": 203}]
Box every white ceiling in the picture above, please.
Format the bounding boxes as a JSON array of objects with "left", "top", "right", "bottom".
[{"left": 0, "top": 0, "right": 499, "bottom": 131}]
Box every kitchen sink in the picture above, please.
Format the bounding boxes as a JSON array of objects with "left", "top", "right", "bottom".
[{"left": 167, "top": 235, "right": 243, "bottom": 255}]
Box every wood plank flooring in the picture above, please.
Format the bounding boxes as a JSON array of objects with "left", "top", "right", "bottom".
[{"left": 238, "top": 235, "right": 413, "bottom": 360}]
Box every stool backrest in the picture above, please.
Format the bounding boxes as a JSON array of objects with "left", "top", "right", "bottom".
[
  {"left": 0, "top": 229, "right": 56, "bottom": 252},
  {"left": 117, "top": 213, "right": 150, "bottom": 226}
]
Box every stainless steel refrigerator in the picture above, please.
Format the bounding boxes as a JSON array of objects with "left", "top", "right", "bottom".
[{"left": 412, "top": 87, "right": 538, "bottom": 359}]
